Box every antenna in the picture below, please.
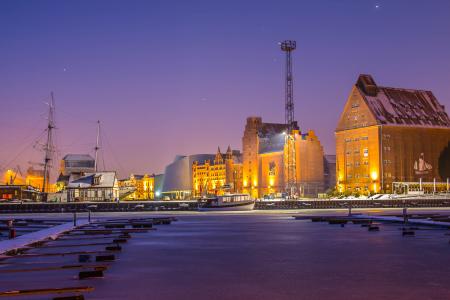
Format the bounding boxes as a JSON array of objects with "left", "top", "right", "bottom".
[
  {"left": 280, "top": 40, "right": 297, "bottom": 197},
  {"left": 42, "top": 92, "right": 55, "bottom": 193},
  {"left": 94, "top": 120, "right": 100, "bottom": 172}
]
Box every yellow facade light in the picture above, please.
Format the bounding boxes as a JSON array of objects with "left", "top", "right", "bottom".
[{"left": 370, "top": 171, "right": 378, "bottom": 181}]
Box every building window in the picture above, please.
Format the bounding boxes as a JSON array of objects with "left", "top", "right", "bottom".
[
  {"left": 363, "top": 148, "right": 369, "bottom": 157},
  {"left": 268, "top": 161, "right": 276, "bottom": 176}
]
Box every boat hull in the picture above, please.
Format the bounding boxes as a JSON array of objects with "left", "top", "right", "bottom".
[{"left": 198, "top": 201, "right": 255, "bottom": 211}]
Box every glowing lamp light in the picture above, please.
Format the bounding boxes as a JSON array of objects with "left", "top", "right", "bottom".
[
  {"left": 155, "top": 191, "right": 161, "bottom": 197},
  {"left": 371, "top": 171, "right": 378, "bottom": 181},
  {"left": 243, "top": 180, "right": 248, "bottom": 187},
  {"left": 253, "top": 180, "right": 257, "bottom": 187}
]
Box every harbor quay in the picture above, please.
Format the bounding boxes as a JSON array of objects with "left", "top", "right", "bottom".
[{"left": 1, "top": 197, "right": 450, "bottom": 214}]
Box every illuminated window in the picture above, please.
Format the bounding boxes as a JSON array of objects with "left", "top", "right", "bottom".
[{"left": 363, "top": 148, "right": 369, "bottom": 157}]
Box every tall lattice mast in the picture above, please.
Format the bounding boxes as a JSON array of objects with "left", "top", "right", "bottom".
[
  {"left": 42, "top": 92, "right": 55, "bottom": 193},
  {"left": 280, "top": 40, "right": 297, "bottom": 197}
]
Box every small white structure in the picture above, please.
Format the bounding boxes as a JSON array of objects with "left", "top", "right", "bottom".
[{"left": 67, "top": 172, "right": 119, "bottom": 202}]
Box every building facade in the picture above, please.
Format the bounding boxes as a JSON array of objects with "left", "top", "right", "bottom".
[
  {"left": 2, "top": 167, "right": 53, "bottom": 193},
  {"left": 66, "top": 171, "right": 119, "bottom": 202},
  {"left": 323, "top": 155, "right": 336, "bottom": 192},
  {"left": 162, "top": 154, "right": 215, "bottom": 199},
  {"left": 242, "top": 117, "right": 324, "bottom": 198},
  {"left": 192, "top": 146, "right": 242, "bottom": 197},
  {"left": 118, "top": 174, "right": 155, "bottom": 200},
  {"left": 60, "top": 154, "right": 96, "bottom": 176},
  {"left": 57, "top": 154, "right": 96, "bottom": 191},
  {"left": 336, "top": 74, "right": 450, "bottom": 194}
]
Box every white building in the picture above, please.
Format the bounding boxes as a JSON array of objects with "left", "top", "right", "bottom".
[{"left": 67, "top": 171, "right": 119, "bottom": 202}]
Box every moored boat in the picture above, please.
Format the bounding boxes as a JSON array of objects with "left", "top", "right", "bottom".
[{"left": 198, "top": 194, "right": 255, "bottom": 211}]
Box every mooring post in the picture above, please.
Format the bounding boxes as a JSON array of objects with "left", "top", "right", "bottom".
[
  {"left": 7, "top": 219, "right": 16, "bottom": 239},
  {"left": 73, "top": 211, "right": 77, "bottom": 226},
  {"left": 88, "top": 210, "right": 91, "bottom": 223},
  {"left": 403, "top": 207, "right": 408, "bottom": 225}
]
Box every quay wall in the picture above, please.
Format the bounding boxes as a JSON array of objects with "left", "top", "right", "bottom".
[{"left": 0, "top": 198, "right": 449, "bottom": 213}]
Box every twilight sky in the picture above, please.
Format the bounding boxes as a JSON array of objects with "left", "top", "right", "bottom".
[{"left": 1, "top": 0, "right": 449, "bottom": 179}]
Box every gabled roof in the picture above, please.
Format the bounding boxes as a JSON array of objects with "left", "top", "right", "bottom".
[
  {"left": 356, "top": 74, "right": 450, "bottom": 128},
  {"left": 56, "top": 173, "right": 70, "bottom": 183},
  {"left": 67, "top": 172, "right": 116, "bottom": 188}
]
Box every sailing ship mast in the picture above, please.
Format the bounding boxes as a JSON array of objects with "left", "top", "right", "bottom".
[
  {"left": 94, "top": 120, "right": 100, "bottom": 172},
  {"left": 42, "top": 93, "right": 55, "bottom": 193}
]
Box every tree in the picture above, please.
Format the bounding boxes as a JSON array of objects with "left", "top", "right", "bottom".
[{"left": 438, "top": 141, "right": 450, "bottom": 180}]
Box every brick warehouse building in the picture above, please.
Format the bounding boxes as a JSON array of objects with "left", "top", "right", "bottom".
[
  {"left": 336, "top": 74, "right": 450, "bottom": 194},
  {"left": 242, "top": 117, "right": 324, "bottom": 198}
]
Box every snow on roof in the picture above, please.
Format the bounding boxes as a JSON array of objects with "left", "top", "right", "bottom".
[
  {"left": 67, "top": 171, "right": 116, "bottom": 188},
  {"left": 357, "top": 74, "right": 450, "bottom": 128}
]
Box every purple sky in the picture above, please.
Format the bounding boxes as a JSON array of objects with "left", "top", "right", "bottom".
[{"left": 1, "top": 0, "right": 450, "bottom": 179}]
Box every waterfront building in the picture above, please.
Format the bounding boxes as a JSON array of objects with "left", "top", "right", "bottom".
[
  {"left": 336, "top": 74, "right": 450, "bottom": 194},
  {"left": 192, "top": 146, "right": 243, "bottom": 197},
  {"left": 0, "top": 185, "right": 43, "bottom": 201},
  {"left": 153, "top": 174, "right": 164, "bottom": 199},
  {"left": 162, "top": 154, "right": 215, "bottom": 200},
  {"left": 57, "top": 154, "right": 96, "bottom": 190},
  {"left": 60, "top": 154, "right": 96, "bottom": 175},
  {"left": 118, "top": 174, "right": 155, "bottom": 200},
  {"left": 323, "top": 155, "right": 336, "bottom": 192},
  {"left": 25, "top": 167, "right": 48, "bottom": 192},
  {"left": 66, "top": 171, "right": 119, "bottom": 202},
  {"left": 242, "top": 117, "right": 324, "bottom": 198},
  {"left": 2, "top": 167, "right": 54, "bottom": 192}
]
